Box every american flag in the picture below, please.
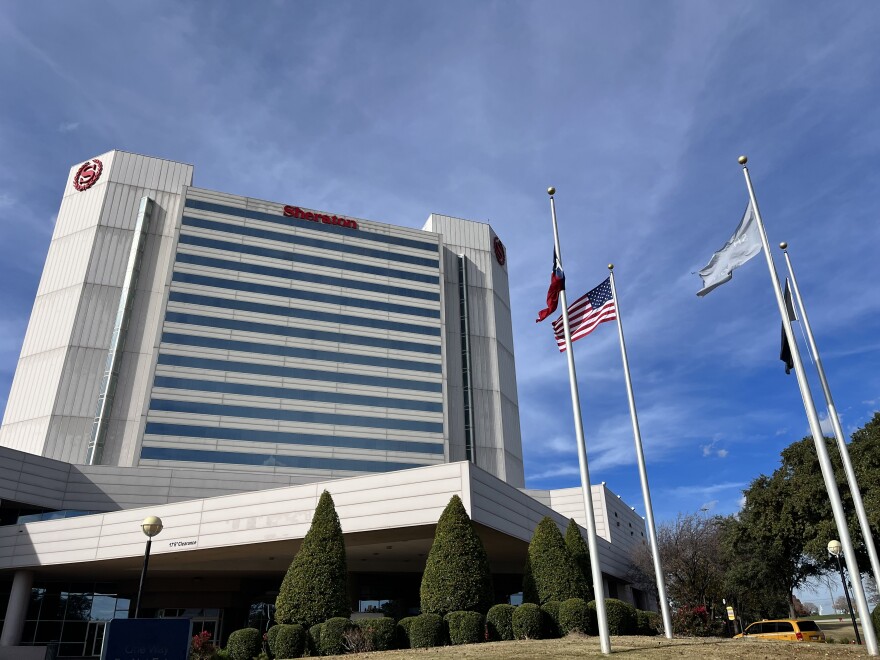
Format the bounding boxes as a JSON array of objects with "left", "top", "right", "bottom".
[{"left": 552, "top": 277, "right": 616, "bottom": 352}]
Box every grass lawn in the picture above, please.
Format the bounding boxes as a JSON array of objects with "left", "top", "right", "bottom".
[{"left": 323, "top": 635, "right": 870, "bottom": 659}]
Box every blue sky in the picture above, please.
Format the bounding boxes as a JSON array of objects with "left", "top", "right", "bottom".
[{"left": 1, "top": 2, "right": 879, "bottom": 568}]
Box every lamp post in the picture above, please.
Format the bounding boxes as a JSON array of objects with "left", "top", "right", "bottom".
[
  {"left": 828, "top": 539, "right": 861, "bottom": 645},
  {"left": 134, "top": 516, "right": 163, "bottom": 618}
]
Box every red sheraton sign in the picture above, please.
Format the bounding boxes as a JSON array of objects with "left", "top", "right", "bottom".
[{"left": 283, "top": 205, "right": 359, "bottom": 230}]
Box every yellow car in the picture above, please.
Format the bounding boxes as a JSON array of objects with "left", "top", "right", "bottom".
[{"left": 735, "top": 619, "right": 826, "bottom": 642}]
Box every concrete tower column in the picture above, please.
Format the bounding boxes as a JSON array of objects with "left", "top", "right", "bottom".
[{"left": 0, "top": 570, "right": 34, "bottom": 646}]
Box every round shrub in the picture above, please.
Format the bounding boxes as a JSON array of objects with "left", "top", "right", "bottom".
[
  {"left": 409, "top": 613, "right": 445, "bottom": 648},
  {"left": 486, "top": 604, "right": 515, "bottom": 641},
  {"left": 396, "top": 616, "right": 416, "bottom": 649},
  {"left": 585, "top": 601, "right": 599, "bottom": 635},
  {"left": 357, "top": 617, "right": 396, "bottom": 651},
  {"left": 266, "top": 625, "right": 280, "bottom": 658},
  {"left": 273, "top": 624, "right": 305, "bottom": 659},
  {"left": 636, "top": 610, "right": 658, "bottom": 636},
  {"left": 512, "top": 603, "right": 543, "bottom": 640},
  {"left": 319, "top": 617, "right": 353, "bottom": 656},
  {"left": 541, "top": 601, "right": 561, "bottom": 638},
  {"left": 306, "top": 623, "right": 322, "bottom": 656},
  {"left": 444, "top": 611, "right": 484, "bottom": 645},
  {"left": 559, "top": 598, "right": 590, "bottom": 635},
  {"left": 527, "top": 517, "right": 589, "bottom": 603},
  {"left": 420, "top": 495, "right": 494, "bottom": 615},
  {"left": 605, "top": 598, "right": 637, "bottom": 635},
  {"left": 226, "top": 628, "right": 262, "bottom": 660}
]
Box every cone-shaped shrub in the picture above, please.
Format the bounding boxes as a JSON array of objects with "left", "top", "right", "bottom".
[
  {"left": 420, "top": 495, "right": 493, "bottom": 615},
  {"left": 409, "top": 613, "right": 445, "bottom": 648},
  {"left": 512, "top": 603, "right": 543, "bottom": 639},
  {"left": 564, "top": 519, "right": 594, "bottom": 601},
  {"left": 527, "top": 517, "right": 588, "bottom": 604},
  {"left": 521, "top": 557, "right": 539, "bottom": 604},
  {"left": 605, "top": 598, "right": 637, "bottom": 635},
  {"left": 444, "top": 611, "right": 485, "bottom": 645},
  {"left": 276, "top": 490, "right": 349, "bottom": 628},
  {"left": 226, "top": 629, "right": 262, "bottom": 660},
  {"left": 486, "top": 604, "right": 515, "bottom": 641},
  {"left": 559, "top": 598, "right": 589, "bottom": 635},
  {"left": 273, "top": 624, "right": 305, "bottom": 659}
]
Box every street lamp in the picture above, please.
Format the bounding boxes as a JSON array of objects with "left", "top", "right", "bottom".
[
  {"left": 134, "top": 516, "right": 163, "bottom": 617},
  {"left": 828, "top": 539, "right": 861, "bottom": 645}
]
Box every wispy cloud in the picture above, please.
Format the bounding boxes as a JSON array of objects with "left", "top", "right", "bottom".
[{"left": 57, "top": 122, "right": 79, "bottom": 133}]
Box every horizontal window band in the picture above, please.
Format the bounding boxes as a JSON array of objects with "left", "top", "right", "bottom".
[
  {"left": 140, "top": 445, "right": 431, "bottom": 473},
  {"left": 157, "top": 353, "right": 442, "bottom": 392},
  {"left": 179, "top": 227, "right": 439, "bottom": 284},
  {"left": 167, "top": 292, "right": 441, "bottom": 337},
  {"left": 144, "top": 422, "right": 445, "bottom": 455},
  {"left": 148, "top": 398, "right": 445, "bottom": 433},
  {"left": 175, "top": 252, "right": 440, "bottom": 302},
  {"left": 184, "top": 199, "right": 439, "bottom": 253},
  {"left": 172, "top": 271, "right": 440, "bottom": 319},
  {"left": 160, "top": 332, "right": 442, "bottom": 373}
]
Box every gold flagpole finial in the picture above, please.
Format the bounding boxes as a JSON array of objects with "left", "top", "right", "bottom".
[
  {"left": 738, "top": 155, "right": 748, "bottom": 165},
  {"left": 608, "top": 263, "right": 614, "bottom": 270},
  {"left": 547, "top": 186, "right": 556, "bottom": 196},
  {"left": 779, "top": 242, "right": 788, "bottom": 250}
]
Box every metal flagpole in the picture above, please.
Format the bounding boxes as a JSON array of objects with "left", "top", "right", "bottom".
[
  {"left": 607, "top": 265, "right": 673, "bottom": 638},
  {"left": 738, "top": 156, "right": 877, "bottom": 655},
  {"left": 780, "top": 242, "right": 880, "bottom": 584},
  {"left": 547, "top": 187, "right": 611, "bottom": 655}
]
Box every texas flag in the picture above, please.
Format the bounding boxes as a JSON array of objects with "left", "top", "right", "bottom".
[{"left": 536, "top": 250, "right": 565, "bottom": 322}]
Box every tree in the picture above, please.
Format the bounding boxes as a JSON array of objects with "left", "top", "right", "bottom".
[
  {"left": 276, "top": 490, "right": 349, "bottom": 627},
  {"left": 420, "top": 495, "right": 493, "bottom": 615},
  {"left": 564, "top": 519, "right": 594, "bottom": 601},
  {"left": 524, "top": 516, "right": 588, "bottom": 604},
  {"left": 833, "top": 595, "right": 852, "bottom": 614}
]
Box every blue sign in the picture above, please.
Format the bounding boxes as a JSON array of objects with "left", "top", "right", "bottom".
[{"left": 101, "top": 619, "right": 191, "bottom": 660}]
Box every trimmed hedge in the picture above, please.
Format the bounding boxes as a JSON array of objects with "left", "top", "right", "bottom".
[
  {"left": 409, "top": 613, "right": 445, "bottom": 648},
  {"left": 273, "top": 624, "right": 305, "bottom": 659},
  {"left": 586, "top": 601, "right": 599, "bottom": 635},
  {"left": 396, "top": 616, "right": 416, "bottom": 649},
  {"left": 605, "top": 598, "right": 638, "bottom": 635},
  {"left": 356, "top": 617, "right": 396, "bottom": 651},
  {"left": 559, "top": 598, "right": 590, "bottom": 635},
  {"left": 444, "top": 611, "right": 484, "bottom": 645},
  {"left": 226, "top": 628, "right": 262, "bottom": 660},
  {"left": 420, "top": 495, "right": 494, "bottom": 615},
  {"left": 306, "top": 623, "right": 322, "bottom": 657},
  {"left": 636, "top": 610, "right": 659, "bottom": 636},
  {"left": 266, "top": 625, "right": 280, "bottom": 658},
  {"left": 319, "top": 617, "right": 353, "bottom": 656},
  {"left": 527, "top": 517, "right": 589, "bottom": 603},
  {"left": 486, "top": 604, "right": 515, "bottom": 641},
  {"left": 512, "top": 603, "right": 543, "bottom": 640},
  {"left": 541, "top": 601, "right": 561, "bottom": 638},
  {"left": 276, "top": 491, "right": 349, "bottom": 628},
  {"left": 564, "top": 519, "right": 594, "bottom": 601}
]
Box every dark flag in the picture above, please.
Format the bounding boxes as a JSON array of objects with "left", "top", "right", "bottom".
[
  {"left": 780, "top": 278, "right": 798, "bottom": 374},
  {"left": 536, "top": 250, "right": 565, "bottom": 322}
]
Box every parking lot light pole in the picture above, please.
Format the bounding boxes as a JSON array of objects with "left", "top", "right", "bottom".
[
  {"left": 135, "top": 516, "right": 164, "bottom": 617},
  {"left": 828, "top": 539, "right": 861, "bottom": 645}
]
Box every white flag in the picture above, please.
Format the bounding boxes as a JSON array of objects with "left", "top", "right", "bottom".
[{"left": 696, "top": 203, "right": 762, "bottom": 296}]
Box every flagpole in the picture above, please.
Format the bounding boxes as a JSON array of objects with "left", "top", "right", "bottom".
[
  {"left": 607, "top": 265, "right": 673, "bottom": 638},
  {"left": 738, "top": 156, "right": 878, "bottom": 655},
  {"left": 547, "top": 187, "right": 611, "bottom": 655},
  {"left": 780, "top": 242, "right": 880, "bottom": 584}
]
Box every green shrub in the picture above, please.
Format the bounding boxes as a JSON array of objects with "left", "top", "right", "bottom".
[
  {"left": 586, "top": 601, "right": 599, "bottom": 635},
  {"left": 306, "top": 624, "right": 322, "bottom": 656},
  {"left": 396, "top": 616, "right": 416, "bottom": 649},
  {"left": 266, "top": 625, "right": 280, "bottom": 658},
  {"left": 512, "top": 603, "right": 543, "bottom": 640},
  {"left": 226, "top": 628, "right": 262, "bottom": 660},
  {"left": 319, "top": 617, "right": 352, "bottom": 656},
  {"left": 873, "top": 604, "right": 880, "bottom": 641},
  {"left": 356, "top": 618, "right": 396, "bottom": 651},
  {"left": 541, "top": 601, "right": 561, "bottom": 638},
  {"left": 444, "top": 611, "right": 484, "bottom": 645},
  {"left": 276, "top": 491, "right": 349, "bottom": 628},
  {"left": 521, "top": 558, "right": 539, "bottom": 604},
  {"left": 605, "top": 598, "right": 638, "bottom": 635},
  {"left": 564, "top": 519, "right": 594, "bottom": 601},
  {"left": 420, "top": 495, "right": 494, "bottom": 615},
  {"left": 636, "top": 610, "right": 659, "bottom": 636},
  {"left": 559, "top": 598, "right": 590, "bottom": 635},
  {"left": 486, "top": 604, "right": 515, "bottom": 641},
  {"left": 273, "top": 624, "right": 305, "bottom": 659},
  {"left": 526, "top": 517, "right": 589, "bottom": 603},
  {"left": 409, "top": 613, "right": 445, "bottom": 648}
]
